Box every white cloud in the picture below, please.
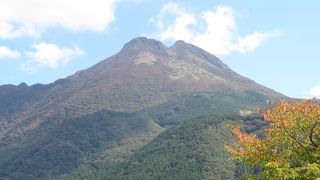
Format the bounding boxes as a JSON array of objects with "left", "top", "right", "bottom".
[
  {"left": 310, "top": 84, "right": 320, "bottom": 98},
  {"left": 0, "top": 22, "right": 40, "bottom": 39},
  {"left": 151, "top": 3, "right": 277, "bottom": 56},
  {"left": 0, "top": 46, "right": 20, "bottom": 59},
  {"left": 0, "top": 0, "right": 117, "bottom": 39},
  {"left": 157, "top": 3, "right": 197, "bottom": 42},
  {"left": 234, "top": 32, "right": 276, "bottom": 53},
  {"left": 23, "top": 42, "right": 84, "bottom": 71}
]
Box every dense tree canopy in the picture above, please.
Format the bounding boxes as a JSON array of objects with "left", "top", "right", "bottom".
[{"left": 227, "top": 100, "right": 320, "bottom": 179}]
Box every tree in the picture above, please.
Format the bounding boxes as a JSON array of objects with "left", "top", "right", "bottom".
[{"left": 226, "top": 100, "right": 320, "bottom": 179}]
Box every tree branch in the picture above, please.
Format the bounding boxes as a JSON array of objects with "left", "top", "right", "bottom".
[{"left": 309, "top": 121, "right": 319, "bottom": 148}]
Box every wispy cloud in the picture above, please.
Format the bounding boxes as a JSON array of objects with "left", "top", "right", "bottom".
[
  {"left": 0, "top": 22, "right": 40, "bottom": 39},
  {"left": 0, "top": 46, "right": 20, "bottom": 59},
  {"left": 0, "top": 0, "right": 117, "bottom": 39},
  {"left": 21, "top": 42, "right": 84, "bottom": 72},
  {"left": 150, "top": 3, "right": 278, "bottom": 56}
]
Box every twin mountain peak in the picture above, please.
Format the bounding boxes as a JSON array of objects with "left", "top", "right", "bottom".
[
  {"left": 68, "top": 37, "right": 282, "bottom": 110},
  {"left": 119, "top": 37, "right": 228, "bottom": 68},
  {"left": 0, "top": 37, "right": 283, "bottom": 131}
]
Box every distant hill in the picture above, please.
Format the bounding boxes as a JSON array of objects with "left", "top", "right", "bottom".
[{"left": 0, "top": 37, "right": 285, "bottom": 179}]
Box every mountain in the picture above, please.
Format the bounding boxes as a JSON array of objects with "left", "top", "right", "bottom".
[
  {"left": 0, "top": 37, "right": 285, "bottom": 179},
  {"left": 0, "top": 37, "right": 283, "bottom": 140}
]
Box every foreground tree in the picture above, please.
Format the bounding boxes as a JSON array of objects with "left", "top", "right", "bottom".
[{"left": 227, "top": 100, "right": 320, "bottom": 179}]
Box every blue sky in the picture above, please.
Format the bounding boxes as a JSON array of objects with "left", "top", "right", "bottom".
[{"left": 0, "top": 0, "right": 319, "bottom": 99}]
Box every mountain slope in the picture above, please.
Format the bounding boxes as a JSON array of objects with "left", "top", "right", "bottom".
[
  {"left": 0, "top": 83, "right": 47, "bottom": 123},
  {"left": 0, "top": 111, "right": 163, "bottom": 179},
  {"left": 64, "top": 115, "right": 266, "bottom": 180},
  {"left": 0, "top": 37, "right": 285, "bottom": 179},
  {"left": 111, "top": 115, "right": 239, "bottom": 179},
  {"left": 144, "top": 90, "right": 272, "bottom": 126}
]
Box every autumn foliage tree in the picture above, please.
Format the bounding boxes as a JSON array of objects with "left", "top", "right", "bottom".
[{"left": 227, "top": 100, "right": 320, "bottom": 179}]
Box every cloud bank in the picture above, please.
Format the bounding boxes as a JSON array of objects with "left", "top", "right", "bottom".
[
  {"left": 150, "top": 3, "right": 277, "bottom": 56},
  {"left": 0, "top": 0, "right": 117, "bottom": 39}
]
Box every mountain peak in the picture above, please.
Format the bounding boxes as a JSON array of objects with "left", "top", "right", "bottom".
[
  {"left": 18, "top": 82, "right": 29, "bottom": 87},
  {"left": 122, "top": 37, "right": 167, "bottom": 53},
  {"left": 171, "top": 40, "right": 189, "bottom": 47},
  {"left": 170, "top": 40, "right": 207, "bottom": 54},
  {"left": 170, "top": 40, "right": 229, "bottom": 69}
]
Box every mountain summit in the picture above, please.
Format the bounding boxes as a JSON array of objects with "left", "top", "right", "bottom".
[
  {"left": 0, "top": 37, "right": 285, "bottom": 179},
  {"left": 122, "top": 37, "right": 167, "bottom": 53}
]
